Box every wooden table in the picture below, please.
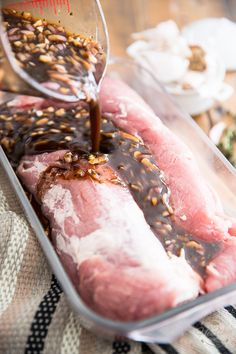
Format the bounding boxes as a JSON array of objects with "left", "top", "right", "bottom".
[{"left": 100, "top": 0, "right": 236, "bottom": 133}]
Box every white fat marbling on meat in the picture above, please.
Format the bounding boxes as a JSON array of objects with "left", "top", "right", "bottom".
[
  {"left": 56, "top": 183, "right": 167, "bottom": 269},
  {"left": 43, "top": 185, "right": 80, "bottom": 233},
  {"left": 56, "top": 233, "right": 81, "bottom": 263},
  {"left": 56, "top": 227, "right": 167, "bottom": 270},
  {"left": 118, "top": 103, "right": 128, "bottom": 118},
  {"left": 22, "top": 160, "right": 47, "bottom": 175},
  {"left": 19, "top": 158, "right": 48, "bottom": 192}
]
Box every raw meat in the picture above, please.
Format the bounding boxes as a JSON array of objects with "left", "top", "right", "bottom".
[
  {"left": 99, "top": 77, "right": 236, "bottom": 292},
  {"left": 99, "top": 77, "right": 236, "bottom": 242},
  {"left": 18, "top": 151, "right": 201, "bottom": 321},
  {"left": 12, "top": 77, "right": 236, "bottom": 310},
  {"left": 7, "top": 94, "right": 78, "bottom": 110},
  {"left": 205, "top": 238, "right": 236, "bottom": 291},
  {"left": 7, "top": 95, "right": 45, "bottom": 109}
]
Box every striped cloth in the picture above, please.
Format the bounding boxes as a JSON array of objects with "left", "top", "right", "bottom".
[{"left": 0, "top": 164, "right": 236, "bottom": 354}]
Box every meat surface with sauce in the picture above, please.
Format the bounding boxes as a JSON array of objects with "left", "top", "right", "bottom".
[
  {"left": 17, "top": 151, "right": 201, "bottom": 321},
  {"left": 99, "top": 77, "right": 236, "bottom": 292},
  {"left": 2, "top": 77, "right": 236, "bottom": 321}
]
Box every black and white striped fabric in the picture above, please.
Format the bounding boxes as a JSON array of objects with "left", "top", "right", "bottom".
[{"left": 23, "top": 274, "right": 236, "bottom": 354}]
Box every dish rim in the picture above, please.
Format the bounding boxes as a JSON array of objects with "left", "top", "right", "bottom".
[{"left": 0, "top": 57, "right": 236, "bottom": 335}]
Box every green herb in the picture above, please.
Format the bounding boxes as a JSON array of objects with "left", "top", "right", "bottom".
[{"left": 218, "top": 126, "right": 236, "bottom": 167}]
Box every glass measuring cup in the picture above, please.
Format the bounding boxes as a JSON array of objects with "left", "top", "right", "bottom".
[{"left": 0, "top": 0, "right": 109, "bottom": 101}]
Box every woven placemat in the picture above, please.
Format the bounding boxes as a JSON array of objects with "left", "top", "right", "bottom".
[{"left": 0, "top": 164, "right": 236, "bottom": 354}]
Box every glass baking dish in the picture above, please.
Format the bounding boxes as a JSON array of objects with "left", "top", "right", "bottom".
[{"left": 1, "top": 58, "right": 236, "bottom": 343}]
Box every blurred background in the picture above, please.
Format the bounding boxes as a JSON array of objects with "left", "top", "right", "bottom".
[
  {"left": 100, "top": 0, "right": 236, "bottom": 56},
  {"left": 99, "top": 0, "right": 236, "bottom": 167}
]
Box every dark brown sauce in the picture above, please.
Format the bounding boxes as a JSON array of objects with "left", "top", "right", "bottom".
[
  {"left": 0, "top": 101, "right": 221, "bottom": 277},
  {"left": 89, "top": 99, "right": 101, "bottom": 152},
  {"left": 100, "top": 123, "right": 221, "bottom": 276},
  {"left": 0, "top": 9, "right": 221, "bottom": 280}
]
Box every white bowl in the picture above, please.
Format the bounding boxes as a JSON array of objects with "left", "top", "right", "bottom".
[
  {"left": 164, "top": 53, "right": 233, "bottom": 115},
  {"left": 127, "top": 40, "right": 233, "bottom": 116},
  {"left": 167, "top": 82, "right": 233, "bottom": 116}
]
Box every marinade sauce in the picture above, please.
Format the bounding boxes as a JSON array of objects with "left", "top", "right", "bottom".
[
  {"left": 2, "top": 8, "right": 104, "bottom": 152},
  {"left": 0, "top": 10, "right": 222, "bottom": 277},
  {"left": 89, "top": 99, "right": 102, "bottom": 152},
  {"left": 0, "top": 101, "right": 221, "bottom": 277}
]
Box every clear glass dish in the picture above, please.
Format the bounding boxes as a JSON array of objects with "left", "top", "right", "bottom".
[{"left": 0, "top": 58, "right": 236, "bottom": 343}]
